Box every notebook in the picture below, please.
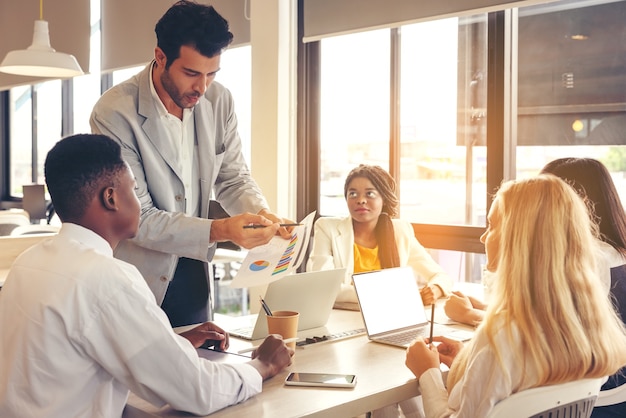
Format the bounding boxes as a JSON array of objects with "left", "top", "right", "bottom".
[
  {"left": 353, "top": 267, "right": 472, "bottom": 348},
  {"left": 225, "top": 268, "right": 345, "bottom": 340}
]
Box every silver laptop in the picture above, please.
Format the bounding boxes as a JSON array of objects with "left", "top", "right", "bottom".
[
  {"left": 226, "top": 268, "right": 345, "bottom": 340},
  {"left": 353, "top": 267, "right": 470, "bottom": 348}
]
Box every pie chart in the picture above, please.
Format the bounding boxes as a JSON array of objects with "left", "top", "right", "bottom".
[{"left": 249, "top": 260, "right": 270, "bottom": 271}]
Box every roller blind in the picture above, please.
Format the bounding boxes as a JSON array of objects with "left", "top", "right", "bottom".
[
  {"left": 303, "top": 0, "right": 556, "bottom": 42},
  {"left": 0, "top": 0, "right": 90, "bottom": 90},
  {"left": 102, "top": 0, "right": 250, "bottom": 72}
]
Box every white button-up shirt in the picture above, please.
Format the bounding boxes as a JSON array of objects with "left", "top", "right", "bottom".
[{"left": 0, "top": 224, "right": 261, "bottom": 417}]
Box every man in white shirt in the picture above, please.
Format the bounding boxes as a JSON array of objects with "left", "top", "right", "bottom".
[{"left": 0, "top": 134, "right": 293, "bottom": 418}]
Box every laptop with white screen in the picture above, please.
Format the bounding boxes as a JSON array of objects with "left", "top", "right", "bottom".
[
  {"left": 353, "top": 267, "right": 472, "bottom": 348},
  {"left": 225, "top": 268, "right": 345, "bottom": 340}
]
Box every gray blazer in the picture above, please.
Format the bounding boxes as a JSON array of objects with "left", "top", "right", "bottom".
[{"left": 90, "top": 63, "right": 268, "bottom": 304}]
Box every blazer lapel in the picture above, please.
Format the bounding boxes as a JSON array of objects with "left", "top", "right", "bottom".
[
  {"left": 335, "top": 217, "right": 354, "bottom": 271},
  {"left": 194, "top": 98, "right": 216, "bottom": 219},
  {"left": 137, "top": 64, "right": 183, "bottom": 181}
]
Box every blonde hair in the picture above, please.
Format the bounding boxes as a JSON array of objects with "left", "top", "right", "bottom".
[{"left": 447, "top": 175, "right": 626, "bottom": 391}]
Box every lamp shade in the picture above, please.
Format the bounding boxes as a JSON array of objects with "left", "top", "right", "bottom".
[{"left": 0, "top": 20, "right": 83, "bottom": 78}]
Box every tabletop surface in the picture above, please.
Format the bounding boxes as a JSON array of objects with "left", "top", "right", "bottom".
[{"left": 123, "top": 302, "right": 475, "bottom": 418}]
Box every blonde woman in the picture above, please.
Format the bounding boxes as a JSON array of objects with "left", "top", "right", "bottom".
[{"left": 405, "top": 175, "right": 626, "bottom": 417}]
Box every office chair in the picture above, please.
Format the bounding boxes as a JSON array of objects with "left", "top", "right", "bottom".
[
  {"left": 485, "top": 378, "right": 602, "bottom": 418},
  {"left": 9, "top": 224, "right": 60, "bottom": 236},
  {"left": 594, "top": 382, "right": 626, "bottom": 407},
  {"left": 0, "top": 210, "right": 31, "bottom": 236}
]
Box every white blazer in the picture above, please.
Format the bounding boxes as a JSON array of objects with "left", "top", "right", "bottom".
[{"left": 306, "top": 216, "right": 452, "bottom": 303}]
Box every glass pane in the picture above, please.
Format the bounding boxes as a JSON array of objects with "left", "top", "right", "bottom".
[
  {"left": 9, "top": 86, "right": 33, "bottom": 196},
  {"left": 73, "top": 73, "right": 102, "bottom": 134},
  {"left": 319, "top": 29, "right": 390, "bottom": 217},
  {"left": 400, "top": 16, "right": 488, "bottom": 226},
  {"left": 427, "top": 248, "right": 486, "bottom": 285},
  {"left": 111, "top": 65, "right": 144, "bottom": 86},
  {"left": 516, "top": 0, "right": 626, "bottom": 204},
  {"left": 218, "top": 45, "right": 252, "bottom": 165},
  {"left": 35, "top": 81, "right": 63, "bottom": 186}
]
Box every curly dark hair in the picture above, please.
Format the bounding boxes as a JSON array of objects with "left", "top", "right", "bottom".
[
  {"left": 155, "top": 1, "right": 234, "bottom": 69},
  {"left": 343, "top": 164, "right": 399, "bottom": 217},
  {"left": 344, "top": 164, "right": 401, "bottom": 268},
  {"left": 44, "top": 134, "right": 127, "bottom": 222}
]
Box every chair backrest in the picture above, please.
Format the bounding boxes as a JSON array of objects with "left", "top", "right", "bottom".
[
  {"left": 9, "top": 224, "right": 60, "bottom": 236},
  {"left": 0, "top": 210, "right": 31, "bottom": 236},
  {"left": 485, "top": 378, "right": 602, "bottom": 418},
  {"left": 595, "top": 382, "right": 626, "bottom": 407}
]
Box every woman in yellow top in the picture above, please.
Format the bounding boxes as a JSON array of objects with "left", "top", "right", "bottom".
[{"left": 307, "top": 164, "right": 452, "bottom": 307}]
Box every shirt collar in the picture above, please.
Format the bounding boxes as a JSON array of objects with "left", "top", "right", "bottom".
[
  {"left": 58, "top": 223, "right": 113, "bottom": 258},
  {"left": 149, "top": 60, "right": 194, "bottom": 119}
]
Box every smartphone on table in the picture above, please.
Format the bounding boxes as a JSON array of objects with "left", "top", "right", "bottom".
[{"left": 284, "top": 372, "right": 357, "bottom": 388}]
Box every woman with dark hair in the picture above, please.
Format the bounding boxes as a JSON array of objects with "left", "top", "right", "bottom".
[
  {"left": 307, "top": 164, "right": 451, "bottom": 307},
  {"left": 309, "top": 164, "right": 451, "bottom": 417},
  {"left": 541, "top": 157, "right": 626, "bottom": 418}
]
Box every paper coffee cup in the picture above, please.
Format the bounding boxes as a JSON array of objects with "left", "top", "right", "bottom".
[{"left": 266, "top": 310, "right": 299, "bottom": 349}]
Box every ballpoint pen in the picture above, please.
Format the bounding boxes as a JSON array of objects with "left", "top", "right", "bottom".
[
  {"left": 237, "top": 337, "right": 299, "bottom": 354},
  {"left": 260, "top": 297, "right": 273, "bottom": 316},
  {"left": 243, "top": 223, "right": 302, "bottom": 229},
  {"left": 429, "top": 304, "right": 436, "bottom": 348}
]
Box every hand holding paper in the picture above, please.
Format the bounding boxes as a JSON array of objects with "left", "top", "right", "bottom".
[{"left": 230, "top": 211, "right": 316, "bottom": 288}]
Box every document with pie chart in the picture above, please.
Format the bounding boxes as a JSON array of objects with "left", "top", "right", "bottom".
[{"left": 230, "top": 211, "right": 316, "bottom": 288}]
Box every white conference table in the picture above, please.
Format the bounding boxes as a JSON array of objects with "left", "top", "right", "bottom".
[{"left": 123, "top": 302, "right": 475, "bottom": 418}]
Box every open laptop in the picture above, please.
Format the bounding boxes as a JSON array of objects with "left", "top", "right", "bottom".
[
  {"left": 225, "top": 268, "right": 345, "bottom": 340},
  {"left": 353, "top": 266, "right": 472, "bottom": 348}
]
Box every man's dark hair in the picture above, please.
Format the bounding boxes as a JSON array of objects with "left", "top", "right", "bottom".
[
  {"left": 44, "top": 134, "right": 127, "bottom": 222},
  {"left": 155, "top": 1, "right": 234, "bottom": 69}
]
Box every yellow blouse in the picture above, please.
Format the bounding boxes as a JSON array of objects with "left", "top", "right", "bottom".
[{"left": 353, "top": 243, "right": 381, "bottom": 273}]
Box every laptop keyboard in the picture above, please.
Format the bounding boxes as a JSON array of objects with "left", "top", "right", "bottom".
[
  {"left": 384, "top": 328, "right": 428, "bottom": 346},
  {"left": 228, "top": 327, "right": 254, "bottom": 339}
]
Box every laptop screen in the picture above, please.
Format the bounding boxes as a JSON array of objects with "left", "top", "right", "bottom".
[{"left": 353, "top": 267, "right": 428, "bottom": 336}]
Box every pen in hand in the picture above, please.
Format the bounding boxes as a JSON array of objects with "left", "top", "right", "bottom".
[
  {"left": 237, "top": 337, "right": 299, "bottom": 354},
  {"left": 260, "top": 297, "right": 273, "bottom": 316},
  {"left": 429, "top": 304, "right": 436, "bottom": 348},
  {"left": 243, "top": 223, "right": 302, "bottom": 229}
]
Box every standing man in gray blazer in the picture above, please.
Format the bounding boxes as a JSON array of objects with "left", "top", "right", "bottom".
[{"left": 90, "top": 1, "right": 292, "bottom": 327}]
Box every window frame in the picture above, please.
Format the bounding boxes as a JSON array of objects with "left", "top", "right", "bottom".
[{"left": 296, "top": 3, "right": 504, "bottom": 255}]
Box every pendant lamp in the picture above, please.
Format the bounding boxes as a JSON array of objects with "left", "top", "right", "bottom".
[{"left": 0, "top": 0, "right": 84, "bottom": 78}]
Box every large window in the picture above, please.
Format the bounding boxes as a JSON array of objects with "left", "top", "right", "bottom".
[
  {"left": 515, "top": 1, "right": 626, "bottom": 203},
  {"left": 318, "top": 29, "right": 390, "bottom": 218},
  {"left": 400, "top": 17, "right": 488, "bottom": 227},
  {"left": 311, "top": 0, "right": 626, "bottom": 283}
]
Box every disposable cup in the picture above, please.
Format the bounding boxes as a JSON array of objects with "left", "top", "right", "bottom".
[{"left": 266, "top": 310, "right": 299, "bottom": 350}]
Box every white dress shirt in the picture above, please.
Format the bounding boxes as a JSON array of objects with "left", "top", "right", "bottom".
[{"left": 0, "top": 224, "right": 261, "bottom": 418}]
